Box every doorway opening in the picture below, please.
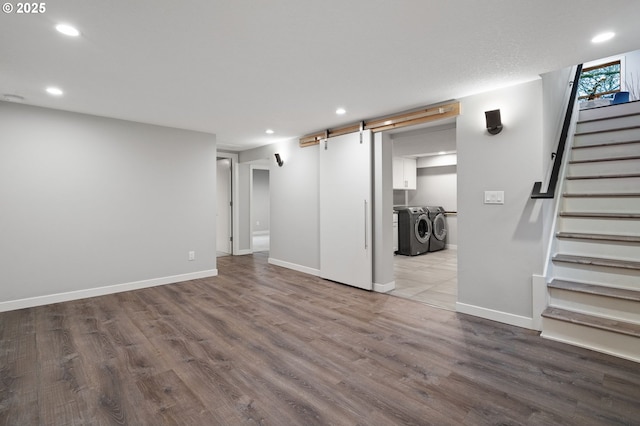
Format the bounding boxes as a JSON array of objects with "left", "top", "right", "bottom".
[
  {"left": 216, "top": 157, "right": 233, "bottom": 257},
  {"left": 385, "top": 120, "right": 458, "bottom": 311},
  {"left": 251, "top": 165, "right": 270, "bottom": 253}
]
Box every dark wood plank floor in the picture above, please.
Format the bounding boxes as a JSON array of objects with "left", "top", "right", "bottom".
[{"left": 2, "top": 253, "right": 639, "bottom": 425}]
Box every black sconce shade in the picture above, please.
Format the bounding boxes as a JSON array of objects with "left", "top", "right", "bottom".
[
  {"left": 485, "top": 109, "right": 503, "bottom": 135},
  {"left": 274, "top": 153, "right": 284, "bottom": 167}
]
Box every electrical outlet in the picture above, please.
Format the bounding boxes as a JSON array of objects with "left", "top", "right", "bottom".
[{"left": 188, "top": 251, "right": 195, "bottom": 261}]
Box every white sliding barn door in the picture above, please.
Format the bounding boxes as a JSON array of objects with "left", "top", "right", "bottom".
[{"left": 319, "top": 130, "right": 373, "bottom": 290}]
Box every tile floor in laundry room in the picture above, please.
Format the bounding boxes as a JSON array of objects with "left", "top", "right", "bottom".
[{"left": 389, "top": 248, "right": 457, "bottom": 311}]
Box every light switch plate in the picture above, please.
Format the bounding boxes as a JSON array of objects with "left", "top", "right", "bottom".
[{"left": 484, "top": 190, "right": 504, "bottom": 204}]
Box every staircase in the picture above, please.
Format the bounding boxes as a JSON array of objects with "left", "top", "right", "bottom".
[{"left": 541, "top": 100, "right": 640, "bottom": 362}]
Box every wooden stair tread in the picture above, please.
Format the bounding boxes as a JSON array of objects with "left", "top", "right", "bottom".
[
  {"left": 569, "top": 155, "right": 640, "bottom": 164},
  {"left": 548, "top": 279, "right": 640, "bottom": 301},
  {"left": 566, "top": 173, "right": 640, "bottom": 180},
  {"left": 552, "top": 254, "right": 640, "bottom": 270},
  {"left": 574, "top": 124, "right": 640, "bottom": 137},
  {"left": 559, "top": 212, "right": 640, "bottom": 219},
  {"left": 542, "top": 307, "right": 640, "bottom": 337},
  {"left": 577, "top": 112, "right": 640, "bottom": 125},
  {"left": 556, "top": 232, "right": 640, "bottom": 243},
  {"left": 572, "top": 139, "right": 640, "bottom": 149},
  {"left": 563, "top": 192, "right": 640, "bottom": 198}
]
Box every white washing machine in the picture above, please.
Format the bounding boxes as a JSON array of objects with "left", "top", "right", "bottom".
[
  {"left": 396, "top": 207, "right": 431, "bottom": 256},
  {"left": 424, "top": 206, "right": 447, "bottom": 252}
]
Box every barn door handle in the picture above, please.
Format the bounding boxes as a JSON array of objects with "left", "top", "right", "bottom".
[{"left": 364, "top": 200, "right": 368, "bottom": 249}]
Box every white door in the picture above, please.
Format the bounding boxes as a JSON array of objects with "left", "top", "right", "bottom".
[
  {"left": 320, "top": 130, "right": 372, "bottom": 290},
  {"left": 216, "top": 158, "right": 232, "bottom": 255}
]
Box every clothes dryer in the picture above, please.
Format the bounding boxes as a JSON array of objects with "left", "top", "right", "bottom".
[
  {"left": 396, "top": 207, "right": 431, "bottom": 256},
  {"left": 424, "top": 206, "right": 447, "bottom": 252}
]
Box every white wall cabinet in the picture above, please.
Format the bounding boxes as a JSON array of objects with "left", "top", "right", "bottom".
[{"left": 392, "top": 157, "right": 417, "bottom": 190}]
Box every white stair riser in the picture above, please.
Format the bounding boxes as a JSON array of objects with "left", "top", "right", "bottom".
[
  {"left": 549, "top": 289, "right": 640, "bottom": 324},
  {"left": 555, "top": 238, "right": 640, "bottom": 261},
  {"left": 573, "top": 128, "right": 640, "bottom": 146},
  {"left": 541, "top": 318, "right": 640, "bottom": 363},
  {"left": 571, "top": 144, "right": 640, "bottom": 161},
  {"left": 579, "top": 102, "right": 640, "bottom": 121},
  {"left": 563, "top": 197, "right": 640, "bottom": 212},
  {"left": 559, "top": 217, "right": 640, "bottom": 235},
  {"left": 564, "top": 177, "right": 640, "bottom": 193},
  {"left": 576, "top": 115, "right": 640, "bottom": 134},
  {"left": 552, "top": 262, "right": 640, "bottom": 289},
  {"left": 568, "top": 159, "right": 640, "bottom": 175}
]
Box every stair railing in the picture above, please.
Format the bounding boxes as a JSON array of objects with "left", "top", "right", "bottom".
[{"left": 531, "top": 64, "right": 583, "bottom": 199}]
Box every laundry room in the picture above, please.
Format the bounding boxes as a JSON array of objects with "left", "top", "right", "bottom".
[{"left": 388, "top": 119, "right": 458, "bottom": 310}]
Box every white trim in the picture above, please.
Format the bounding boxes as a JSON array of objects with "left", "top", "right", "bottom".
[
  {"left": 541, "top": 319, "right": 640, "bottom": 364},
  {"left": 0, "top": 269, "right": 218, "bottom": 312},
  {"left": 531, "top": 274, "right": 548, "bottom": 331},
  {"left": 374, "top": 280, "right": 395, "bottom": 293},
  {"left": 445, "top": 244, "right": 458, "bottom": 250},
  {"left": 252, "top": 230, "right": 270, "bottom": 236},
  {"left": 268, "top": 258, "right": 320, "bottom": 276},
  {"left": 234, "top": 249, "right": 253, "bottom": 256},
  {"left": 456, "top": 302, "right": 534, "bottom": 330},
  {"left": 216, "top": 151, "right": 239, "bottom": 255},
  {"left": 541, "top": 333, "right": 640, "bottom": 364}
]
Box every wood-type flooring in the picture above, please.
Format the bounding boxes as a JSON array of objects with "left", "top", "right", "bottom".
[{"left": 1, "top": 252, "right": 639, "bottom": 425}]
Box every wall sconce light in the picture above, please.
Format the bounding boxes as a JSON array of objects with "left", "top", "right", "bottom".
[
  {"left": 274, "top": 153, "right": 284, "bottom": 167},
  {"left": 485, "top": 109, "right": 503, "bottom": 135}
]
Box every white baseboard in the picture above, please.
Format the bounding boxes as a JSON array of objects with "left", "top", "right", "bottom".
[
  {"left": 446, "top": 244, "right": 458, "bottom": 250},
  {"left": 456, "top": 302, "right": 534, "bottom": 330},
  {"left": 0, "top": 269, "right": 218, "bottom": 313},
  {"left": 234, "top": 249, "right": 253, "bottom": 255},
  {"left": 268, "top": 258, "right": 320, "bottom": 276},
  {"left": 374, "top": 280, "right": 395, "bottom": 293}
]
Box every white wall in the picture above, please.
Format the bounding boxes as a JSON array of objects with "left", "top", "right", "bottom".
[
  {"left": 391, "top": 123, "right": 456, "bottom": 156},
  {"left": 406, "top": 166, "right": 458, "bottom": 247},
  {"left": 241, "top": 139, "right": 320, "bottom": 274},
  {"left": 0, "top": 102, "right": 217, "bottom": 310},
  {"left": 623, "top": 49, "right": 640, "bottom": 100},
  {"left": 373, "top": 132, "right": 395, "bottom": 291},
  {"left": 539, "top": 65, "right": 577, "bottom": 276},
  {"left": 456, "top": 79, "right": 545, "bottom": 327},
  {"left": 236, "top": 162, "right": 252, "bottom": 253},
  {"left": 252, "top": 169, "right": 270, "bottom": 233}
]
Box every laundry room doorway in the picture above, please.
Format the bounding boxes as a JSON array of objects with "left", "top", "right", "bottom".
[{"left": 385, "top": 120, "right": 459, "bottom": 311}]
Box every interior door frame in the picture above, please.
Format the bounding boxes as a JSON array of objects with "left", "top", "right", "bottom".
[{"left": 217, "top": 152, "right": 239, "bottom": 255}]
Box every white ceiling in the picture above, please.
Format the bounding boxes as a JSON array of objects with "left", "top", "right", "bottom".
[{"left": 2, "top": 1, "right": 640, "bottom": 151}]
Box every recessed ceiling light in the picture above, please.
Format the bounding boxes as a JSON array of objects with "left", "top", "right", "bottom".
[
  {"left": 336, "top": 108, "right": 346, "bottom": 115},
  {"left": 265, "top": 129, "right": 274, "bottom": 134},
  {"left": 46, "top": 87, "right": 63, "bottom": 96},
  {"left": 591, "top": 32, "right": 615, "bottom": 43},
  {"left": 56, "top": 24, "right": 80, "bottom": 37}
]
